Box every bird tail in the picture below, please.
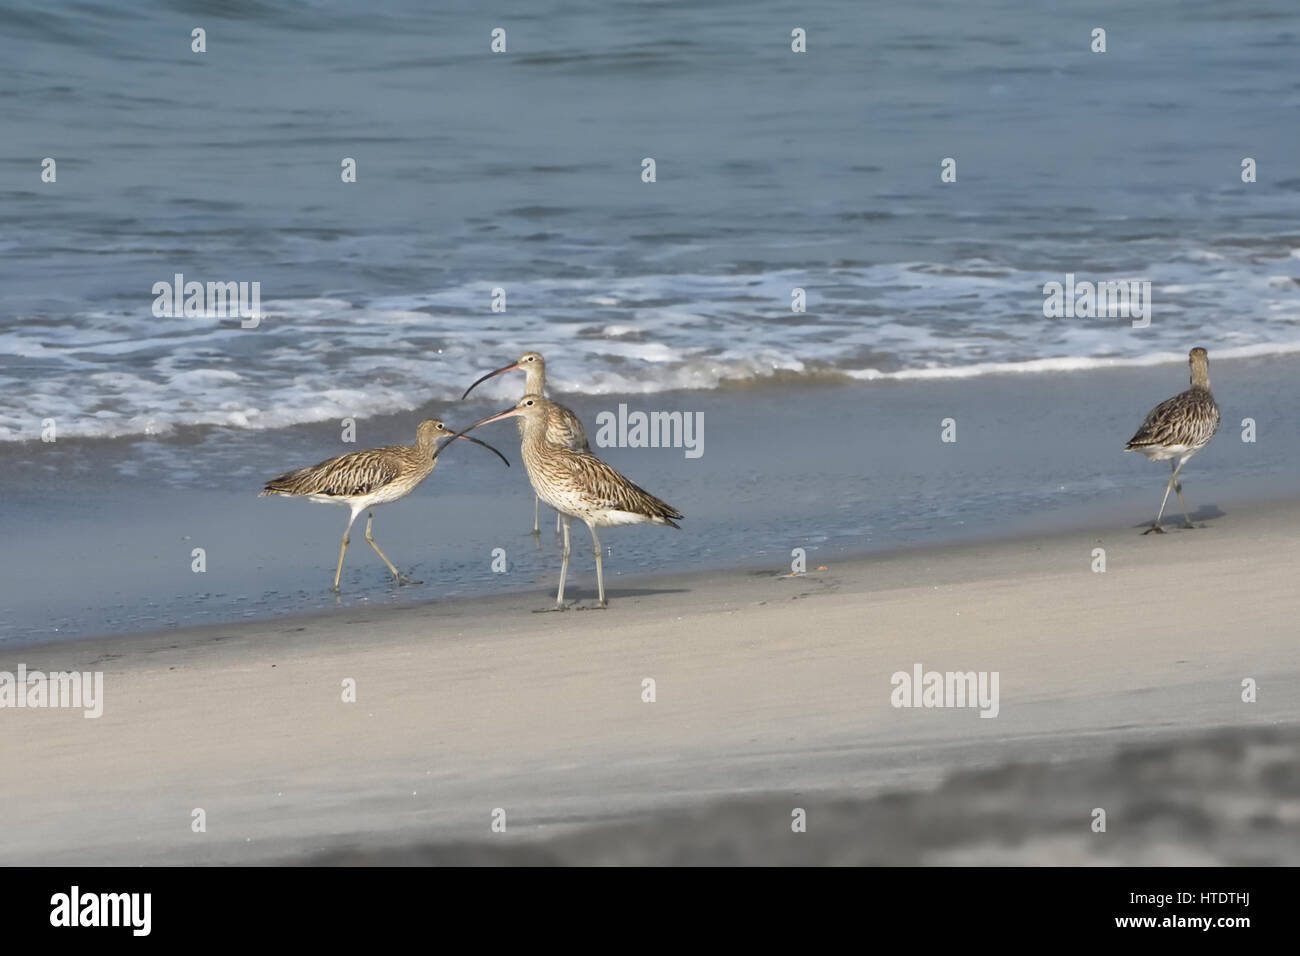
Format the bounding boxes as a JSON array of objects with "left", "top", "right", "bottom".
[
  {"left": 650, "top": 499, "right": 683, "bottom": 529},
  {"left": 260, "top": 466, "right": 310, "bottom": 496}
]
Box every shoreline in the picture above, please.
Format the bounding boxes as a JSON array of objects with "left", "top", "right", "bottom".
[
  {"left": 2, "top": 351, "right": 1298, "bottom": 647},
  {"left": 10, "top": 484, "right": 1300, "bottom": 657}
]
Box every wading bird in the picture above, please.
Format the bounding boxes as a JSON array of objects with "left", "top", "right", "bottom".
[
  {"left": 441, "top": 394, "right": 681, "bottom": 608},
  {"left": 461, "top": 351, "right": 588, "bottom": 534},
  {"left": 1125, "top": 348, "right": 1220, "bottom": 534},
  {"left": 261, "top": 419, "right": 508, "bottom": 590}
]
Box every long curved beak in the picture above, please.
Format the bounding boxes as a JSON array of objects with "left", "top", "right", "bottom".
[
  {"left": 433, "top": 406, "right": 522, "bottom": 461},
  {"left": 437, "top": 431, "right": 511, "bottom": 467},
  {"left": 460, "top": 362, "right": 520, "bottom": 401}
]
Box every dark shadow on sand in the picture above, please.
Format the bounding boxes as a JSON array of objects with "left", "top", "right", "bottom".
[
  {"left": 1130, "top": 503, "right": 1227, "bottom": 531},
  {"left": 296, "top": 725, "right": 1298, "bottom": 866}
]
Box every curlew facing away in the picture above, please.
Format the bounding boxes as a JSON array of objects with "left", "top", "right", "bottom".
[
  {"left": 261, "top": 419, "right": 509, "bottom": 591},
  {"left": 461, "top": 350, "right": 588, "bottom": 535},
  {"left": 1125, "top": 347, "right": 1220, "bottom": 534},
  {"left": 441, "top": 394, "right": 681, "bottom": 609}
]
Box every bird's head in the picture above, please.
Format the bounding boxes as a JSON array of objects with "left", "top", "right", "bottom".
[
  {"left": 420, "top": 418, "right": 510, "bottom": 466},
  {"left": 416, "top": 419, "right": 450, "bottom": 445},
  {"left": 460, "top": 350, "right": 547, "bottom": 400}
]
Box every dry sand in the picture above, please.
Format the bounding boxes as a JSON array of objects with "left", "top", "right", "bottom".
[{"left": 1, "top": 500, "right": 1296, "bottom": 865}]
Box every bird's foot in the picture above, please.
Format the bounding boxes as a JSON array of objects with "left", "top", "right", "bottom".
[
  {"left": 329, "top": 584, "right": 342, "bottom": 593},
  {"left": 533, "top": 602, "right": 571, "bottom": 613},
  {"left": 394, "top": 574, "right": 422, "bottom": 586},
  {"left": 1142, "top": 525, "right": 1166, "bottom": 535},
  {"left": 1182, "top": 522, "right": 1196, "bottom": 530}
]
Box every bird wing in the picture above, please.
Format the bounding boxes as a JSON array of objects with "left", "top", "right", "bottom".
[
  {"left": 1126, "top": 389, "right": 1220, "bottom": 449},
  {"left": 559, "top": 450, "right": 683, "bottom": 525},
  {"left": 262, "top": 448, "right": 403, "bottom": 497}
]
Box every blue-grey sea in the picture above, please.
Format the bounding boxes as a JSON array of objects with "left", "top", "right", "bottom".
[{"left": 3, "top": 0, "right": 1300, "bottom": 439}]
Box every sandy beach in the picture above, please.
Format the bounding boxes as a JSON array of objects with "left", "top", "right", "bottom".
[
  {"left": 4, "top": 0, "right": 1300, "bottom": 873},
  {"left": 3, "top": 493, "right": 1295, "bottom": 865}
]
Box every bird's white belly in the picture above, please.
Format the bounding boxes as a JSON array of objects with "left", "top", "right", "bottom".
[
  {"left": 365, "top": 482, "right": 416, "bottom": 507},
  {"left": 593, "top": 509, "right": 654, "bottom": 527},
  {"left": 305, "top": 485, "right": 405, "bottom": 509},
  {"left": 1135, "top": 443, "right": 1196, "bottom": 462},
  {"left": 306, "top": 493, "right": 349, "bottom": 506}
]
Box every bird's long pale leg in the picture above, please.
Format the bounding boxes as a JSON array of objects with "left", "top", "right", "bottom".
[
  {"left": 555, "top": 516, "right": 571, "bottom": 609},
  {"left": 588, "top": 523, "right": 605, "bottom": 608},
  {"left": 532, "top": 496, "right": 541, "bottom": 536},
  {"left": 1171, "top": 459, "right": 1194, "bottom": 528},
  {"left": 365, "top": 511, "right": 420, "bottom": 585},
  {"left": 1144, "top": 471, "right": 1177, "bottom": 535},
  {"left": 555, "top": 511, "right": 562, "bottom": 536},
  {"left": 333, "top": 509, "right": 362, "bottom": 591}
]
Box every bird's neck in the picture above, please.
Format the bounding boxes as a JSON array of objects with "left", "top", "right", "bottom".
[
  {"left": 519, "top": 412, "right": 546, "bottom": 443},
  {"left": 1190, "top": 364, "right": 1210, "bottom": 390}
]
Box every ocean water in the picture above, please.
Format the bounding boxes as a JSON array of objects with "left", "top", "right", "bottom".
[{"left": 2, "top": 0, "right": 1299, "bottom": 441}]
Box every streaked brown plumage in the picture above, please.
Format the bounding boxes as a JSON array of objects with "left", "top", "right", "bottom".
[
  {"left": 1125, "top": 347, "right": 1220, "bottom": 534},
  {"left": 261, "top": 419, "right": 508, "bottom": 590},
  {"left": 442, "top": 394, "right": 682, "bottom": 608},
  {"left": 461, "top": 350, "right": 588, "bottom": 533}
]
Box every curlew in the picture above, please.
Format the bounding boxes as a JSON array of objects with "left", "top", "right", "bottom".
[
  {"left": 1125, "top": 347, "right": 1220, "bottom": 534},
  {"left": 461, "top": 351, "right": 588, "bottom": 535},
  {"left": 261, "top": 419, "right": 509, "bottom": 590},
  {"left": 441, "top": 394, "right": 681, "bottom": 608}
]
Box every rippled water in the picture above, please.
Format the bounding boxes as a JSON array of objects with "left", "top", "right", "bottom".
[{"left": 2, "top": 0, "right": 1300, "bottom": 441}]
